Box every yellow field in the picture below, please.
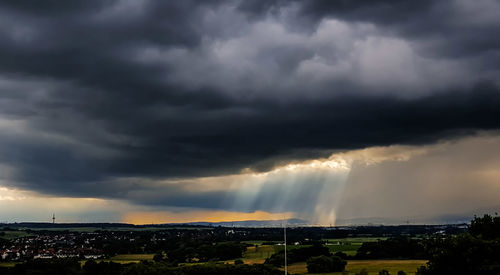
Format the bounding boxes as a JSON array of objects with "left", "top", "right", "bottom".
[
  {"left": 0, "top": 262, "right": 20, "bottom": 268},
  {"left": 284, "top": 259, "right": 428, "bottom": 275},
  {"left": 107, "top": 254, "right": 155, "bottom": 263},
  {"left": 243, "top": 245, "right": 274, "bottom": 259}
]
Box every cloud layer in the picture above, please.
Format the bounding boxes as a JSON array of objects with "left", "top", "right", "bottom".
[{"left": 0, "top": 0, "right": 500, "bottom": 222}]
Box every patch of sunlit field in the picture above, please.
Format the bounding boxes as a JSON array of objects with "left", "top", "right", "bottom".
[
  {"left": 284, "top": 259, "right": 428, "bottom": 275},
  {"left": 108, "top": 254, "right": 155, "bottom": 263},
  {"left": 0, "top": 262, "right": 20, "bottom": 268},
  {"left": 241, "top": 245, "right": 275, "bottom": 263},
  {"left": 79, "top": 254, "right": 155, "bottom": 267}
]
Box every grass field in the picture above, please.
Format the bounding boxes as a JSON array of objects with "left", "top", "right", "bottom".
[
  {"left": 1, "top": 236, "right": 421, "bottom": 273},
  {"left": 240, "top": 240, "right": 426, "bottom": 274},
  {"left": 0, "top": 230, "right": 32, "bottom": 240},
  {"left": 274, "top": 244, "right": 311, "bottom": 253},
  {"left": 240, "top": 237, "right": 384, "bottom": 264},
  {"left": 0, "top": 262, "right": 20, "bottom": 268},
  {"left": 108, "top": 254, "right": 155, "bottom": 263},
  {"left": 285, "top": 259, "right": 428, "bottom": 275},
  {"left": 241, "top": 240, "right": 277, "bottom": 246},
  {"left": 240, "top": 245, "right": 275, "bottom": 264},
  {"left": 324, "top": 237, "right": 388, "bottom": 256}
]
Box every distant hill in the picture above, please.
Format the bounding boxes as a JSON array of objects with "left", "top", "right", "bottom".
[
  {"left": 335, "top": 207, "right": 500, "bottom": 226},
  {"left": 166, "top": 218, "right": 309, "bottom": 227},
  {"left": 0, "top": 219, "right": 309, "bottom": 229},
  {"left": 0, "top": 222, "right": 136, "bottom": 229}
]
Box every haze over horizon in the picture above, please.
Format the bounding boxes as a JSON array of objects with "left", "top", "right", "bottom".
[{"left": 1, "top": 0, "right": 500, "bottom": 225}]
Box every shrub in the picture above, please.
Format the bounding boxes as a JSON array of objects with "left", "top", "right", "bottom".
[
  {"left": 334, "top": 251, "right": 348, "bottom": 259},
  {"left": 265, "top": 244, "right": 330, "bottom": 266},
  {"left": 306, "top": 255, "right": 346, "bottom": 273},
  {"left": 153, "top": 253, "right": 164, "bottom": 262}
]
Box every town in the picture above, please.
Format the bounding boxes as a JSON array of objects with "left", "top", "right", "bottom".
[{"left": 1, "top": 222, "right": 465, "bottom": 262}]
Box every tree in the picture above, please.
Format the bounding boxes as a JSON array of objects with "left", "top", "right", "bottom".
[
  {"left": 265, "top": 244, "right": 331, "bottom": 266},
  {"left": 306, "top": 255, "right": 346, "bottom": 273},
  {"left": 153, "top": 253, "right": 164, "bottom": 262},
  {"left": 416, "top": 214, "right": 500, "bottom": 274},
  {"left": 379, "top": 270, "right": 390, "bottom": 275},
  {"left": 334, "top": 251, "right": 348, "bottom": 259},
  {"left": 469, "top": 214, "right": 500, "bottom": 239}
]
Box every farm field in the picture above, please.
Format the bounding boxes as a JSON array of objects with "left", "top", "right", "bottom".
[
  {"left": 108, "top": 254, "right": 156, "bottom": 264},
  {"left": 240, "top": 237, "right": 387, "bottom": 264},
  {"left": 0, "top": 262, "right": 20, "bottom": 268},
  {"left": 0, "top": 230, "right": 33, "bottom": 240},
  {"left": 285, "top": 259, "right": 428, "bottom": 275},
  {"left": 241, "top": 240, "right": 278, "bottom": 246},
  {"left": 240, "top": 245, "right": 275, "bottom": 264},
  {"left": 323, "top": 237, "right": 387, "bottom": 256}
]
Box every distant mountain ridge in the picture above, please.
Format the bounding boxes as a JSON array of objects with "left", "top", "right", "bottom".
[{"left": 165, "top": 218, "right": 309, "bottom": 227}]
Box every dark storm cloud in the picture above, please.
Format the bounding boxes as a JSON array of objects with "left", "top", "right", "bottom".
[
  {"left": 0, "top": 0, "right": 499, "bottom": 210},
  {"left": 302, "top": 0, "right": 500, "bottom": 58}
]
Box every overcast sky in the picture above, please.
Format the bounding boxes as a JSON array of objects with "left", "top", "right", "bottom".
[{"left": 1, "top": 0, "right": 500, "bottom": 224}]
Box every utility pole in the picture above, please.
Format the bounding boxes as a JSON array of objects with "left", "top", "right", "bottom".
[{"left": 284, "top": 217, "right": 287, "bottom": 275}]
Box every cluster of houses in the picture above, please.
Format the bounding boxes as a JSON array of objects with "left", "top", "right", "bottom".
[{"left": 0, "top": 233, "right": 104, "bottom": 261}]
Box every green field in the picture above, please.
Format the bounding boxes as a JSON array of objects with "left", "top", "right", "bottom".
[
  {"left": 76, "top": 254, "right": 156, "bottom": 266},
  {"left": 324, "top": 237, "right": 388, "bottom": 256},
  {"left": 0, "top": 230, "right": 32, "bottom": 240},
  {"left": 285, "top": 259, "right": 428, "bottom": 275},
  {"left": 324, "top": 237, "right": 389, "bottom": 243},
  {"left": 239, "top": 237, "right": 387, "bottom": 264},
  {"left": 274, "top": 244, "right": 312, "bottom": 253},
  {"left": 1, "top": 236, "right": 421, "bottom": 273},
  {"left": 241, "top": 240, "right": 277, "bottom": 246}
]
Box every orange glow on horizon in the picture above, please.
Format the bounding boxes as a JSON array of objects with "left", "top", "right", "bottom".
[{"left": 122, "top": 210, "right": 295, "bottom": 225}]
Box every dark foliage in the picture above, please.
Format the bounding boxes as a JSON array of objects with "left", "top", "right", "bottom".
[
  {"left": 6, "top": 259, "right": 83, "bottom": 275},
  {"left": 306, "top": 255, "right": 346, "bottom": 273},
  {"left": 355, "top": 237, "right": 426, "bottom": 259},
  {"left": 333, "top": 251, "right": 348, "bottom": 259},
  {"left": 1, "top": 260, "right": 282, "bottom": 275},
  {"left": 417, "top": 214, "right": 500, "bottom": 275},
  {"left": 265, "top": 243, "right": 331, "bottom": 266},
  {"left": 83, "top": 260, "right": 123, "bottom": 275},
  {"left": 166, "top": 242, "right": 246, "bottom": 262},
  {"left": 469, "top": 214, "right": 500, "bottom": 240}
]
